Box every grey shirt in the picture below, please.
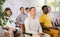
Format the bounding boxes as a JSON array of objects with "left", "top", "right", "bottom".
[{"left": 16, "top": 13, "right": 27, "bottom": 24}]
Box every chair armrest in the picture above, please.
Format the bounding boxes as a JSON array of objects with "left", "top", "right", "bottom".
[{"left": 23, "top": 32, "right": 33, "bottom": 36}]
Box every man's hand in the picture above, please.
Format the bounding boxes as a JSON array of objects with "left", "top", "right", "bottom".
[
  {"left": 38, "top": 33, "right": 43, "bottom": 37},
  {"left": 15, "top": 22, "right": 20, "bottom": 27},
  {"left": 9, "top": 27, "right": 16, "bottom": 31},
  {"left": 47, "top": 26, "right": 54, "bottom": 29},
  {"left": 5, "top": 26, "right": 10, "bottom": 30}
]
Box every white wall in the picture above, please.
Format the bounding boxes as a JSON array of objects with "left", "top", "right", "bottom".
[
  {"left": 2, "top": 0, "right": 34, "bottom": 20},
  {"left": 2, "top": 0, "right": 60, "bottom": 20}
]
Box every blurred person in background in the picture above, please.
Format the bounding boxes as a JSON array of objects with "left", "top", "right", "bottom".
[
  {"left": 48, "top": 6, "right": 54, "bottom": 22},
  {"left": 25, "top": 7, "right": 30, "bottom": 16},
  {"left": 16, "top": 7, "right": 27, "bottom": 37}
]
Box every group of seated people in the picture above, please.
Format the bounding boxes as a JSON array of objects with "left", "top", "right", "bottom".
[{"left": 2, "top": 5, "right": 60, "bottom": 37}]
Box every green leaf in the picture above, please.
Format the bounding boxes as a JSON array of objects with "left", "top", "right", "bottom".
[{"left": 0, "top": 0, "right": 6, "bottom": 27}]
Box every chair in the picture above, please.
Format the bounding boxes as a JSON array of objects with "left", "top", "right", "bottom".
[{"left": 4, "top": 31, "right": 10, "bottom": 37}]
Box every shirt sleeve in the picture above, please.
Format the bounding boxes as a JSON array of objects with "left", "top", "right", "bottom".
[
  {"left": 24, "top": 18, "right": 38, "bottom": 34},
  {"left": 37, "top": 19, "right": 43, "bottom": 33},
  {"left": 39, "top": 16, "right": 44, "bottom": 22}
]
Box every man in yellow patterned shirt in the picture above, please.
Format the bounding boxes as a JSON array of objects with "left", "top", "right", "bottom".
[{"left": 39, "top": 5, "right": 58, "bottom": 37}]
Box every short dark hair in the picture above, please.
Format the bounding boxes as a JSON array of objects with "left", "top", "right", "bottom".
[
  {"left": 42, "top": 5, "right": 48, "bottom": 10},
  {"left": 25, "top": 7, "right": 29, "bottom": 10},
  {"left": 4, "top": 7, "right": 12, "bottom": 15},
  {"left": 20, "top": 7, "right": 24, "bottom": 10},
  {"left": 30, "top": 7, "right": 35, "bottom": 11},
  {"left": 4, "top": 8, "right": 11, "bottom": 12}
]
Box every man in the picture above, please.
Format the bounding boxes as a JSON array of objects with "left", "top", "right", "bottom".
[
  {"left": 25, "top": 7, "right": 30, "bottom": 16},
  {"left": 39, "top": 5, "right": 58, "bottom": 37},
  {"left": 48, "top": 5, "right": 60, "bottom": 36},
  {"left": 24, "top": 7, "right": 43, "bottom": 37},
  {"left": 48, "top": 6, "right": 54, "bottom": 22},
  {"left": 16, "top": 7, "right": 27, "bottom": 37}
]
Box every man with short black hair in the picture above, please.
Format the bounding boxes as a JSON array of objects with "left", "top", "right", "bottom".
[
  {"left": 16, "top": 7, "right": 27, "bottom": 37},
  {"left": 39, "top": 5, "right": 58, "bottom": 37}
]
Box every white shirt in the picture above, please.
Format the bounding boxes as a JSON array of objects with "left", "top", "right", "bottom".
[
  {"left": 25, "top": 12, "right": 30, "bottom": 16},
  {"left": 24, "top": 17, "right": 43, "bottom": 34},
  {"left": 4, "top": 16, "right": 19, "bottom": 30}
]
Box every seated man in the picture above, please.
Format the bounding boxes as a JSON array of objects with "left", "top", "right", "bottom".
[
  {"left": 24, "top": 7, "right": 43, "bottom": 37},
  {"left": 4, "top": 8, "right": 20, "bottom": 37},
  {"left": 47, "top": 6, "right": 54, "bottom": 22},
  {"left": 16, "top": 7, "right": 27, "bottom": 37},
  {"left": 39, "top": 5, "right": 58, "bottom": 37}
]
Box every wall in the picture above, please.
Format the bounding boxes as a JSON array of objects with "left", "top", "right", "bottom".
[
  {"left": 2, "top": 0, "right": 34, "bottom": 20},
  {"left": 2, "top": 0, "right": 60, "bottom": 20}
]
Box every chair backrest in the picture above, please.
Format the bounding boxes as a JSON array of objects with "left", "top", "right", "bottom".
[{"left": 21, "top": 24, "right": 25, "bottom": 33}]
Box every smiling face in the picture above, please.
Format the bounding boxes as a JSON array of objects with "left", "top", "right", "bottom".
[
  {"left": 44, "top": 7, "right": 49, "bottom": 13},
  {"left": 42, "top": 6, "right": 49, "bottom": 14}
]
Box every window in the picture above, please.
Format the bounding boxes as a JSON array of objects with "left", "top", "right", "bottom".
[
  {"left": 47, "top": 0, "right": 60, "bottom": 11},
  {"left": 35, "top": 0, "right": 60, "bottom": 11},
  {"left": 35, "top": 0, "right": 45, "bottom": 11}
]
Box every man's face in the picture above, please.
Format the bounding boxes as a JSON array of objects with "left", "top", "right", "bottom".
[
  {"left": 20, "top": 8, "right": 24, "bottom": 13},
  {"left": 30, "top": 8, "right": 36, "bottom": 16},
  {"left": 43, "top": 7, "right": 49, "bottom": 14},
  {"left": 26, "top": 9, "right": 30, "bottom": 12},
  {"left": 48, "top": 6, "right": 51, "bottom": 13},
  {"left": 6, "top": 10, "right": 12, "bottom": 16}
]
